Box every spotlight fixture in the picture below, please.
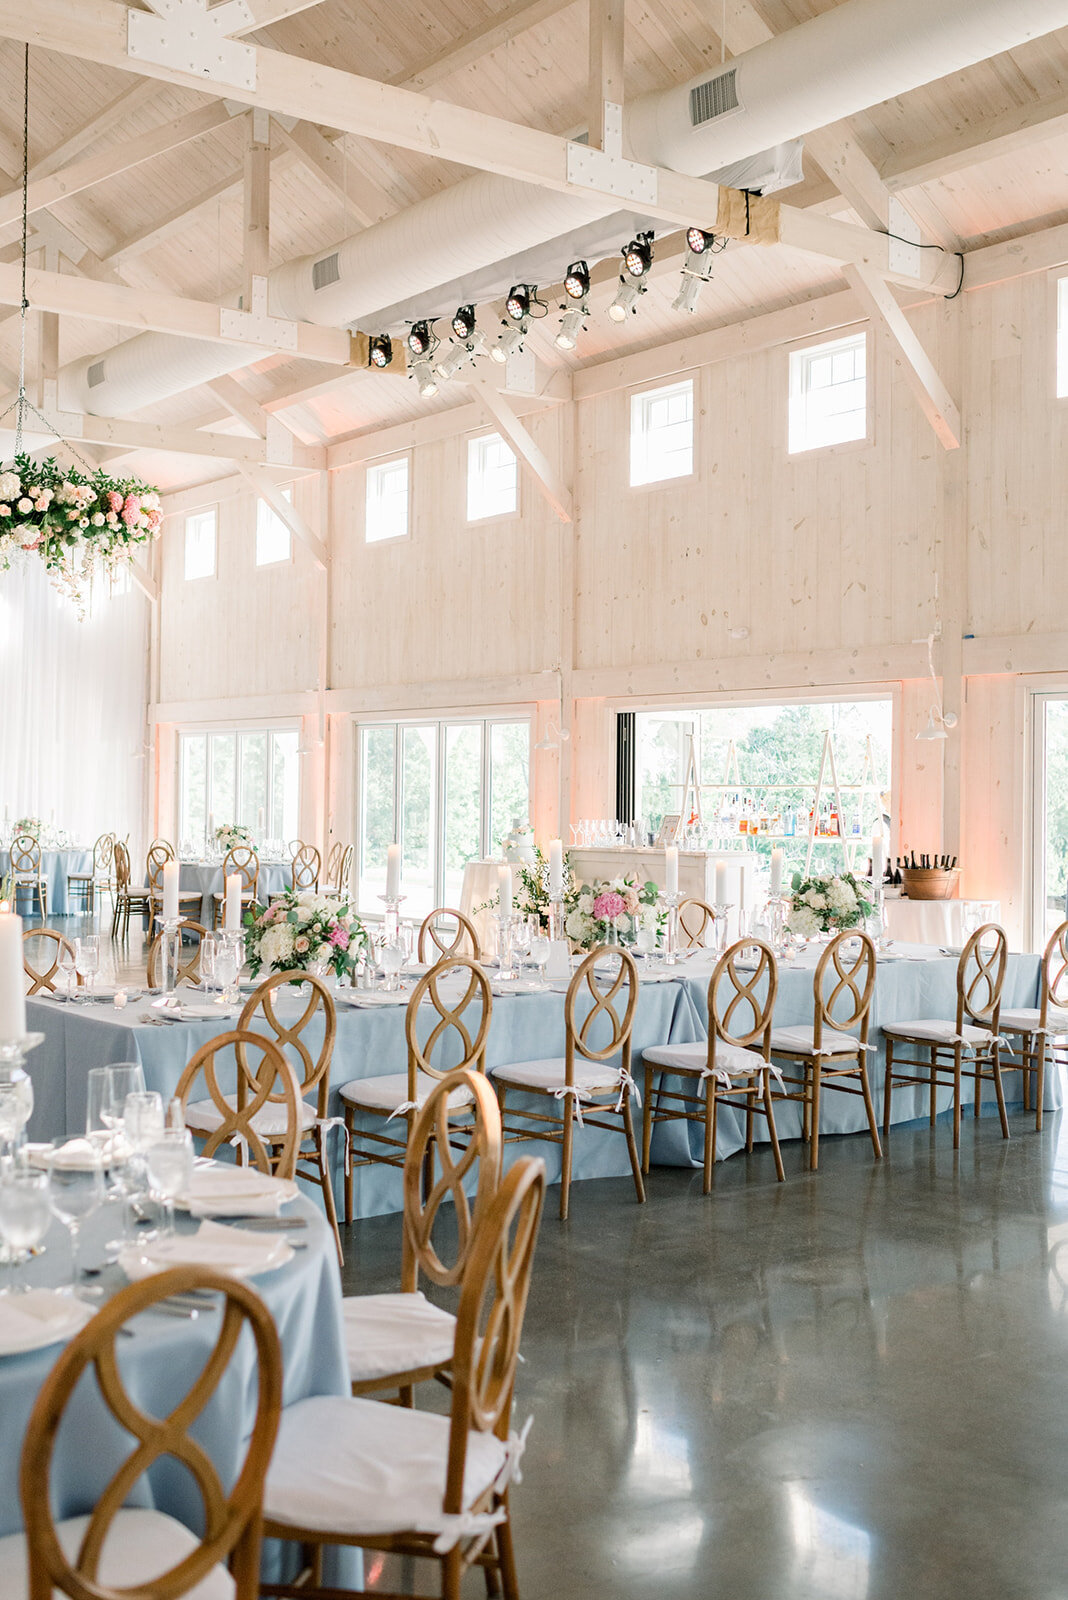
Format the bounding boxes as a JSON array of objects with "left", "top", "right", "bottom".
[
  {"left": 434, "top": 342, "right": 472, "bottom": 381},
  {"left": 563, "top": 260, "right": 590, "bottom": 300},
  {"left": 607, "top": 281, "right": 641, "bottom": 322},
  {"left": 451, "top": 304, "right": 476, "bottom": 340},
  {"left": 368, "top": 334, "right": 393, "bottom": 369},
  {"left": 406, "top": 321, "right": 434, "bottom": 357},
  {"left": 685, "top": 227, "right": 715, "bottom": 255},
  {"left": 505, "top": 284, "right": 533, "bottom": 322},
  {"left": 490, "top": 324, "right": 525, "bottom": 364},
  {"left": 555, "top": 306, "right": 586, "bottom": 351},
  {"left": 622, "top": 233, "right": 654, "bottom": 279},
  {"left": 410, "top": 358, "right": 438, "bottom": 397},
  {"left": 672, "top": 275, "right": 704, "bottom": 315}
]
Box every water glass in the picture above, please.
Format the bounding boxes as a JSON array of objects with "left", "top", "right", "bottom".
[
  {"left": 635, "top": 923, "right": 658, "bottom": 964},
  {"left": 0, "top": 1169, "right": 50, "bottom": 1291},
  {"left": 0, "top": 1072, "right": 34, "bottom": 1159},
  {"left": 58, "top": 944, "right": 77, "bottom": 1001},
  {"left": 124, "top": 1092, "right": 165, "bottom": 1156},
  {"left": 145, "top": 1128, "right": 194, "bottom": 1225},
  {"left": 74, "top": 934, "right": 100, "bottom": 1001},
  {"left": 380, "top": 940, "right": 405, "bottom": 992},
  {"left": 199, "top": 932, "right": 218, "bottom": 996},
  {"left": 530, "top": 935, "right": 550, "bottom": 988},
  {"left": 46, "top": 1141, "right": 104, "bottom": 1287},
  {"left": 214, "top": 937, "right": 241, "bottom": 1003}
]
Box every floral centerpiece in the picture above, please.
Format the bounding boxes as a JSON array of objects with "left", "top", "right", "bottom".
[
  {"left": 243, "top": 889, "right": 366, "bottom": 982},
  {"left": 565, "top": 874, "right": 661, "bottom": 949},
  {"left": 215, "top": 823, "right": 256, "bottom": 853},
  {"left": 12, "top": 816, "right": 40, "bottom": 837},
  {"left": 787, "top": 872, "right": 873, "bottom": 938},
  {"left": 0, "top": 455, "right": 161, "bottom": 612},
  {"left": 509, "top": 845, "right": 579, "bottom": 922}
]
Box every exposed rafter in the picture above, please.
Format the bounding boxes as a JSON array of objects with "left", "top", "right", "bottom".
[
  {"left": 5, "top": 405, "right": 326, "bottom": 466},
  {"left": 388, "top": 0, "right": 578, "bottom": 92},
  {"left": 881, "top": 89, "right": 1068, "bottom": 190},
  {"left": 843, "top": 262, "right": 962, "bottom": 450},
  {"left": 236, "top": 463, "right": 327, "bottom": 567},
  {"left": 469, "top": 378, "right": 572, "bottom": 523},
  {"left": 271, "top": 120, "right": 395, "bottom": 226}
]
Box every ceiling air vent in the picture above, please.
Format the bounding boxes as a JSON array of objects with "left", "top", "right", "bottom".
[
  {"left": 689, "top": 67, "right": 739, "bottom": 127},
  {"left": 87, "top": 360, "right": 106, "bottom": 388},
  {"left": 312, "top": 253, "right": 341, "bottom": 291}
]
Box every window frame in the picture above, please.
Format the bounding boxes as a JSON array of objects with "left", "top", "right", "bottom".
[
  {"left": 786, "top": 328, "right": 871, "bottom": 457},
  {"left": 466, "top": 431, "right": 520, "bottom": 524},
  {"left": 183, "top": 506, "right": 218, "bottom": 582},
  {"left": 254, "top": 487, "right": 294, "bottom": 568},
  {"left": 175, "top": 720, "right": 302, "bottom": 847},
  {"left": 353, "top": 710, "right": 533, "bottom": 915},
  {"left": 628, "top": 377, "right": 696, "bottom": 489},
  {"left": 364, "top": 452, "right": 412, "bottom": 545}
]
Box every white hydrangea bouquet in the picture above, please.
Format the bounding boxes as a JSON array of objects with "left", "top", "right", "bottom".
[
  {"left": 215, "top": 822, "right": 256, "bottom": 853},
  {"left": 243, "top": 889, "right": 366, "bottom": 982},
  {"left": 787, "top": 872, "right": 873, "bottom": 938}
]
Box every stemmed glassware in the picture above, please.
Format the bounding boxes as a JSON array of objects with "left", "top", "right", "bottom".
[
  {"left": 529, "top": 932, "right": 550, "bottom": 989},
  {"left": 214, "top": 938, "right": 241, "bottom": 1005},
  {"left": 511, "top": 915, "right": 533, "bottom": 979},
  {"left": 0, "top": 1169, "right": 51, "bottom": 1291},
  {"left": 58, "top": 943, "right": 77, "bottom": 1001},
  {"left": 74, "top": 934, "right": 100, "bottom": 1002},
  {"left": 199, "top": 932, "right": 217, "bottom": 998},
  {"left": 145, "top": 1127, "right": 194, "bottom": 1231},
  {"left": 46, "top": 1141, "right": 104, "bottom": 1290},
  {"left": 380, "top": 939, "right": 405, "bottom": 993}
]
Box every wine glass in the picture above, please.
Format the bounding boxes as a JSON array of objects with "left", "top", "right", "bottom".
[
  {"left": 511, "top": 916, "right": 532, "bottom": 978},
  {"left": 124, "top": 1092, "right": 165, "bottom": 1158},
  {"left": 214, "top": 939, "right": 240, "bottom": 1004},
  {"left": 145, "top": 1128, "right": 194, "bottom": 1229},
  {"left": 635, "top": 921, "right": 658, "bottom": 966},
  {"left": 380, "top": 940, "right": 405, "bottom": 993},
  {"left": 0, "top": 1072, "right": 34, "bottom": 1162},
  {"left": 0, "top": 1169, "right": 51, "bottom": 1291},
  {"left": 530, "top": 934, "right": 550, "bottom": 989},
  {"left": 46, "top": 1141, "right": 104, "bottom": 1289},
  {"left": 58, "top": 943, "right": 77, "bottom": 1001},
  {"left": 74, "top": 934, "right": 100, "bottom": 1002},
  {"left": 199, "top": 932, "right": 217, "bottom": 997}
]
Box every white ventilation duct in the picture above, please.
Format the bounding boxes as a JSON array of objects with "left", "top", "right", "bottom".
[{"left": 60, "top": 0, "right": 1068, "bottom": 418}]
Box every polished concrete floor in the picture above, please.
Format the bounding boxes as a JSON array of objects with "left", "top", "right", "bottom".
[{"left": 342, "top": 1108, "right": 1068, "bottom": 1600}]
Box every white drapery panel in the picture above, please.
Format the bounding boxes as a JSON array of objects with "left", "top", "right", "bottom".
[{"left": 0, "top": 557, "right": 149, "bottom": 853}]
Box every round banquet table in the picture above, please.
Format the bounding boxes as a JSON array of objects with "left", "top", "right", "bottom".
[
  {"left": 0, "top": 1188, "right": 355, "bottom": 1583},
  {"left": 0, "top": 847, "right": 93, "bottom": 917}
]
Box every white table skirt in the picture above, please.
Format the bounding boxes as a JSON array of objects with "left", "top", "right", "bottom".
[{"left": 885, "top": 898, "right": 1001, "bottom": 947}]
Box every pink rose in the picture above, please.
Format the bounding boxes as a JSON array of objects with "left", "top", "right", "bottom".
[
  {"left": 294, "top": 935, "right": 310, "bottom": 953},
  {"left": 593, "top": 890, "right": 626, "bottom": 922},
  {"left": 329, "top": 924, "right": 349, "bottom": 949},
  {"left": 107, "top": 490, "right": 123, "bottom": 513}
]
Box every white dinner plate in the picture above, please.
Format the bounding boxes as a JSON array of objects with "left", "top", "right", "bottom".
[
  {"left": 173, "top": 1002, "right": 241, "bottom": 1021},
  {"left": 0, "top": 1290, "right": 94, "bottom": 1357},
  {"left": 175, "top": 1164, "right": 299, "bottom": 1217},
  {"left": 119, "top": 1218, "right": 294, "bottom": 1281}
]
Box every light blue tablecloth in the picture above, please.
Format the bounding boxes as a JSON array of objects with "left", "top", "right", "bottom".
[
  {"left": 0, "top": 848, "right": 93, "bottom": 916},
  {"left": 169, "top": 860, "right": 293, "bottom": 926},
  {"left": 0, "top": 1189, "right": 351, "bottom": 1582}
]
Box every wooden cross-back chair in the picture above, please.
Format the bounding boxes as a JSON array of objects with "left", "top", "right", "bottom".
[
  {"left": 146, "top": 842, "right": 200, "bottom": 923},
  {"left": 769, "top": 930, "right": 882, "bottom": 1172},
  {"left": 66, "top": 831, "right": 115, "bottom": 913},
  {"left": 13, "top": 1265, "right": 282, "bottom": 1600},
  {"left": 883, "top": 922, "right": 1010, "bottom": 1149},
  {"left": 642, "top": 938, "right": 784, "bottom": 1191},
  {"left": 176, "top": 1028, "right": 304, "bottom": 1178},
  {"left": 22, "top": 928, "right": 80, "bottom": 996},
  {"left": 291, "top": 842, "right": 321, "bottom": 892},
  {"left": 340, "top": 957, "right": 493, "bottom": 1224},
  {"left": 212, "top": 845, "right": 259, "bottom": 928},
  {"left": 678, "top": 897, "right": 718, "bottom": 949},
  {"left": 490, "top": 945, "right": 645, "bottom": 1220},
  {"left": 342, "top": 1067, "right": 503, "bottom": 1403},
  {"left": 260, "top": 1156, "right": 546, "bottom": 1600},
  {"left": 417, "top": 906, "right": 480, "bottom": 965},
  {"left": 323, "top": 841, "right": 344, "bottom": 889},
  {"left": 9, "top": 832, "right": 47, "bottom": 915},
  {"left": 999, "top": 919, "right": 1068, "bottom": 1133},
  {"left": 146, "top": 918, "right": 209, "bottom": 989},
  {"left": 110, "top": 840, "right": 152, "bottom": 941}
]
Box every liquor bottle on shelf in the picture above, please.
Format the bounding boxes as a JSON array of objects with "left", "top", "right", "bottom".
[
  {"left": 784, "top": 807, "right": 796, "bottom": 837},
  {"left": 829, "top": 805, "right": 840, "bottom": 837}
]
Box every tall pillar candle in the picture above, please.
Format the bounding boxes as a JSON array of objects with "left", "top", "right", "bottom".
[
  {"left": 224, "top": 873, "right": 242, "bottom": 931},
  {"left": 769, "top": 847, "right": 783, "bottom": 898},
  {"left": 498, "top": 864, "right": 513, "bottom": 916},
  {"left": 385, "top": 843, "right": 401, "bottom": 900},
  {"left": 872, "top": 829, "right": 885, "bottom": 885},
  {"left": 665, "top": 845, "right": 679, "bottom": 897},
  {"left": 162, "top": 860, "right": 180, "bottom": 922},
  {"left": 0, "top": 911, "right": 26, "bottom": 1041},
  {"left": 714, "top": 861, "right": 729, "bottom": 905},
  {"left": 549, "top": 839, "right": 564, "bottom": 898}
]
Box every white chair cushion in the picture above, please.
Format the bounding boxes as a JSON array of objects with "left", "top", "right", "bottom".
[
  {"left": 184, "top": 1095, "right": 316, "bottom": 1138},
  {"left": 343, "top": 1290, "right": 457, "bottom": 1384},
  {"left": 338, "top": 1072, "right": 475, "bottom": 1114},
  {"left": 0, "top": 1509, "right": 235, "bottom": 1600},
  {"left": 882, "top": 1018, "right": 994, "bottom": 1046},
  {"left": 642, "top": 1040, "right": 763, "bottom": 1076},
  {"left": 263, "top": 1394, "right": 507, "bottom": 1540},
  {"left": 1001, "top": 1005, "right": 1068, "bottom": 1035},
  {"left": 769, "top": 1025, "right": 863, "bottom": 1055},
  {"left": 489, "top": 1057, "right": 624, "bottom": 1095}
]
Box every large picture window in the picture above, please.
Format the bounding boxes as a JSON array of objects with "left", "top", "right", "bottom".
[
  {"left": 178, "top": 726, "right": 300, "bottom": 851},
  {"left": 357, "top": 716, "right": 530, "bottom": 916}
]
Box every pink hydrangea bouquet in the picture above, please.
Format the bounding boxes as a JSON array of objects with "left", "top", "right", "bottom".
[
  {"left": 243, "top": 888, "right": 366, "bottom": 981},
  {"left": 565, "top": 874, "right": 660, "bottom": 949}
]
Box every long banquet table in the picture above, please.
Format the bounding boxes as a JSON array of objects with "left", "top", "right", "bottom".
[
  {"left": 22, "top": 942, "right": 1058, "bottom": 1210},
  {"left": 166, "top": 858, "right": 294, "bottom": 926},
  {"left": 0, "top": 847, "right": 94, "bottom": 916}
]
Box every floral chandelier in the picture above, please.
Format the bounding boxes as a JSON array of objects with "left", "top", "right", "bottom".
[{"left": 0, "top": 48, "right": 161, "bottom": 613}]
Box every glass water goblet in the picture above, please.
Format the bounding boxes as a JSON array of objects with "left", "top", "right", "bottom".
[
  {"left": 636, "top": 923, "right": 658, "bottom": 966},
  {"left": 214, "top": 942, "right": 239, "bottom": 1005},
  {"left": 0, "top": 1169, "right": 51, "bottom": 1291},
  {"left": 145, "top": 1128, "right": 194, "bottom": 1231},
  {"left": 380, "top": 940, "right": 405, "bottom": 993},
  {"left": 58, "top": 944, "right": 77, "bottom": 1001},
  {"left": 511, "top": 917, "right": 532, "bottom": 977},
  {"left": 74, "top": 935, "right": 100, "bottom": 1002},
  {"left": 46, "top": 1142, "right": 104, "bottom": 1290},
  {"left": 199, "top": 933, "right": 218, "bottom": 997},
  {"left": 529, "top": 935, "right": 550, "bottom": 988}
]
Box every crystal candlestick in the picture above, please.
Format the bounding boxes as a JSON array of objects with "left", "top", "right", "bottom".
[
  {"left": 496, "top": 913, "right": 516, "bottom": 980},
  {"left": 155, "top": 916, "right": 183, "bottom": 999},
  {"left": 0, "top": 1033, "right": 42, "bottom": 1163},
  {"left": 712, "top": 902, "right": 732, "bottom": 954},
  {"left": 661, "top": 892, "right": 681, "bottom": 966},
  {"left": 548, "top": 897, "right": 566, "bottom": 944},
  {"left": 378, "top": 894, "right": 406, "bottom": 947},
  {"left": 215, "top": 929, "right": 245, "bottom": 1005}
]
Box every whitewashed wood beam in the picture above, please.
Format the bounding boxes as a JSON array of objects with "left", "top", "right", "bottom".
[
  {"left": 236, "top": 462, "right": 327, "bottom": 567},
  {"left": 587, "top": 0, "right": 624, "bottom": 155},
  {"left": 882, "top": 90, "right": 1068, "bottom": 191},
  {"left": 0, "top": 103, "right": 232, "bottom": 234},
  {"left": 0, "top": 0, "right": 957, "bottom": 292},
  {"left": 243, "top": 109, "right": 271, "bottom": 305},
  {"left": 128, "top": 558, "right": 160, "bottom": 604},
  {"left": 469, "top": 379, "right": 572, "bottom": 522},
  {"left": 206, "top": 374, "right": 271, "bottom": 437},
  {"left": 962, "top": 217, "right": 1068, "bottom": 289},
  {"left": 28, "top": 80, "right": 161, "bottom": 180},
  {"left": 842, "top": 262, "right": 961, "bottom": 450},
  {"left": 207, "top": 373, "right": 311, "bottom": 464},
  {"left": 389, "top": 0, "right": 578, "bottom": 91},
  {"left": 0, "top": 260, "right": 355, "bottom": 363},
  {"left": 229, "top": 0, "right": 325, "bottom": 34},
  {"left": 14, "top": 406, "right": 326, "bottom": 465},
  {"left": 104, "top": 167, "right": 251, "bottom": 265},
  {"left": 272, "top": 120, "right": 395, "bottom": 226}
]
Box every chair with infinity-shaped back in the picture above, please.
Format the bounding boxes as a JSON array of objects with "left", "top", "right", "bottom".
[
  {"left": 146, "top": 918, "right": 209, "bottom": 989},
  {"left": 291, "top": 842, "right": 321, "bottom": 893},
  {"left": 342, "top": 1067, "right": 503, "bottom": 1404},
  {"left": 110, "top": 840, "right": 152, "bottom": 941},
  {"left": 999, "top": 919, "right": 1068, "bottom": 1132},
  {"left": 490, "top": 945, "right": 646, "bottom": 1220},
  {"left": 323, "top": 841, "right": 345, "bottom": 891},
  {"left": 417, "top": 906, "right": 481, "bottom": 965},
  {"left": 642, "top": 938, "right": 784, "bottom": 1190},
  {"left": 9, "top": 832, "right": 47, "bottom": 916},
  {"left": 883, "top": 922, "right": 1010, "bottom": 1147},
  {"left": 340, "top": 957, "right": 493, "bottom": 1225},
  {"left": 211, "top": 844, "right": 259, "bottom": 928},
  {"left": 175, "top": 1027, "right": 305, "bottom": 1179},
  {"left": 146, "top": 840, "right": 201, "bottom": 925},
  {"left": 678, "top": 898, "right": 719, "bottom": 950},
  {"left": 66, "top": 831, "right": 115, "bottom": 914},
  {"left": 22, "top": 927, "right": 80, "bottom": 996},
  {"left": 769, "top": 930, "right": 882, "bottom": 1172},
  {"left": 6, "top": 1265, "right": 282, "bottom": 1600}
]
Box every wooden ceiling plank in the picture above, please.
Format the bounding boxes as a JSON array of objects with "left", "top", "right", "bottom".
[
  {"left": 881, "top": 89, "right": 1068, "bottom": 190},
  {"left": 272, "top": 120, "right": 394, "bottom": 226},
  {"left": 229, "top": 0, "right": 326, "bottom": 34},
  {"left": 390, "top": 0, "right": 579, "bottom": 92},
  {"left": 28, "top": 79, "right": 162, "bottom": 180}
]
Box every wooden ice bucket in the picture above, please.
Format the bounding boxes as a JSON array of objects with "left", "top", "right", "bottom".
[{"left": 901, "top": 867, "right": 960, "bottom": 900}]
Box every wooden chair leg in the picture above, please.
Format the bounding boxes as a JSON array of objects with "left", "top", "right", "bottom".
[
  {"left": 495, "top": 1496, "right": 521, "bottom": 1600},
  {"left": 559, "top": 1095, "right": 574, "bottom": 1221},
  {"left": 443, "top": 1542, "right": 464, "bottom": 1600},
  {"left": 952, "top": 1044, "right": 963, "bottom": 1148},
  {"left": 343, "top": 1107, "right": 355, "bottom": 1224},
  {"left": 883, "top": 1041, "right": 894, "bottom": 1136},
  {"left": 317, "top": 1127, "right": 344, "bottom": 1266},
  {"left": 621, "top": 1091, "right": 646, "bottom": 1204},
  {"left": 991, "top": 1045, "right": 1010, "bottom": 1140},
  {"left": 745, "top": 1085, "right": 755, "bottom": 1152},
  {"left": 809, "top": 1058, "right": 822, "bottom": 1172},
  {"left": 1035, "top": 1036, "right": 1046, "bottom": 1133},
  {"left": 641, "top": 1064, "right": 654, "bottom": 1173},
  {"left": 763, "top": 1072, "right": 786, "bottom": 1182},
  {"left": 703, "top": 1080, "right": 716, "bottom": 1195},
  {"left": 929, "top": 1044, "right": 938, "bottom": 1126},
  {"left": 858, "top": 1057, "right": 882, "bottom": 1160}
]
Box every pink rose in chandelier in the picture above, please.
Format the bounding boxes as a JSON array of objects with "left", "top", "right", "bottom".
[
  {"left": 121, "top": 495, "right": 142, "bottom": 527},
  {"left": 107, "top": 490, "right": 124, "bottom": 514},
  {"left": 593, "top": 890, "right": 626, "bottom": 923}
]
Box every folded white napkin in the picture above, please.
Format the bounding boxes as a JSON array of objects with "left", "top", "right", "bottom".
[
  {"left": 183, "top": 1164, "right": 296, "bottom": 1218},
  {"left": 347, "top": 990, "right": 412, "bottom": 1007},
  {"left": 119, "top": 1217, "right": 294, "bottom": 1281},
  {"left": 0, "top": 1290, "right": 91, "bottom": 1354},
  {"left": 175, "top": 1002, "right": 241, "bottom": 1021}
]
